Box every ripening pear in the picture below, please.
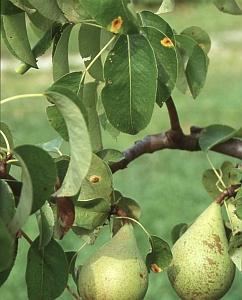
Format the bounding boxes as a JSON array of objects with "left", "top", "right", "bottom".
[
  {"left": 78, "top": 223, "right": 149, "bottom": 300},
  {"left": 167, "top": 201, "right": 235, "bottom": 300}
]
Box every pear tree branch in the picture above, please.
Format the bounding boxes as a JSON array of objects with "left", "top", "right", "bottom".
[{"left": 110, "top": 97, "right": 242, "bottom": 174}]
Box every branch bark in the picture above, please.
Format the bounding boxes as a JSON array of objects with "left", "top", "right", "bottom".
[{"left": 110, "top": 98, "right": 242, "bottom": 173}]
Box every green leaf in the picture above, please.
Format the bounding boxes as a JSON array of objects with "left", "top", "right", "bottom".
[
  {"left": 72, "top": 225, "right": 103, "bottom": 245},
  {"left": 74, "top": 198, "right": 110, "bottom": 230},
  {"left": 229, "top": 234, "right": 242, "bottom": 271},
  {"left": 146, "top": 235, "right": 172, "bottom": 273},
  {"left": 17, "top": 145, "right": 56, "bottom": 214},
  {"left": 37, "top": 137, "right": 63, "bottom": 155},
  {"left": 51, "top": 71, "right": 83, "bottom": 95},
  {"left": 181, "top": 26, "right": 211, "bottom": 54},
  {"left": 80, "top": 0, "right": 139, "bottom": 35},
  {"left": 99, "top": 112, "right": 120, "bottom": 139},
  {"left": 36, "top": 201, "right": 54, "bottom": 249},
  {"left": 2, "top": 13, "right": 37, "bottom": 67},
  {"left": 101, "top": 34, "right": 157, "bottom": 134},
  {"left": 27, "top": 0, "right": 67, "bottom": 22},
  {"left": 156, "top": 0, "right": 175, "bottom": 14},
  {"left": 213, "top": 0, "right": 242, "bottom": 15},
  {"left": 15, "top": 25, "right": 54, "bottom": 75},
  {"left": 175, "top": 34, "right": 207, "bottom": 98},
  {"left": 170, "top": 223, "right": 187, "bottom": 245},
  {"left": 78, "top": 153, "right": 113, "bottom": 203},
  {"left": 56, "top": 0, "right": 85, "bottom": 22},
  {"left": 83, "top": 82, "right": 102, "bottom": 151},
  {"left": 44, "top": 91, "right": 92, "bottom": 197},
  {"left": 9, "top": 0, "right": 36, "bottom": 14},
  {"left": 27, "top": 9, "right": 54, "bottom": 32},
  {"left": 0, "top": 121, "right": 13, "bottom": 148},
  {"left": 1, "top": 0, "right": 23, "bottom": 15},
  {"left": 96, "top": 149, "right": 124, "bottom": 164},
  {"left": 79, "top": 24, "right": 104, "bottom": 81},
  {"left": 0, "top": 179, "right": 15, "bottom": 224},
  {"left": 140, "top": 26, "right": 177, "bottom": 106},
  {"left": 199, "top": 124, "right": 241, "bottom": 152},
  {"left": 227, "top": 199, "right": 242, "bottom": 236},
  {"left": 0, "top": 218, "right": 14, "bottom": 271},
  {"left": 65, "top": 251, "right": 77, "bottom": 284},
  {"left": 26, "top": 236, "right": 68, "bottom": 300},
  {"left": 52, "top": 23, "right": 74, "bottom": 81}
]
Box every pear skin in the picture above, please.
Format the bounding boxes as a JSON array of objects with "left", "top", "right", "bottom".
[
  {"left": 78, "top": 223, "right": 148, "bottom": 300},
  {"left": 167, "top": 201, "right": 235, "bottom": 300}
]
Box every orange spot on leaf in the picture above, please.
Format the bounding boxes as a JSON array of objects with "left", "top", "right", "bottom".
[
  {"left": 161, "top": 37, "right": 174, "bottom": 47},
  {"left": 199, "top": 43, "right": 205, "bottom": 49},
  {"left": 151, "top": 263, "right": 162, "bottom": 273},
  {"left": 90, "top": 175, "right": 101, "bottom": 183},
  {"left": 110, "top": 16, "right": 123, "bottom": 33}
]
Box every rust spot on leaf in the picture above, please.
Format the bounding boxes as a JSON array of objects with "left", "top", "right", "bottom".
[
  {"left": 90, "top": 175, "right": 101, "bottom": 183},
  {"left": 151, "top": 263, "right": 162, "bottom": 273},
  {"left": 161, "top": 37, "right": 174, "bottom": 47},
  {"left": 199, "top": 43, "right": 205, "bottom": 49},
  {"left": 110, "top": 16, "right": 123, "bottom": 33}
]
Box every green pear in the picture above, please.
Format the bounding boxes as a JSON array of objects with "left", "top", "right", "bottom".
[
  {"left": 78, "top": 223, "right": 148, "bottom": 300},
  {"left": 167, "top": 201, "right": 235, "bottom": 300}
]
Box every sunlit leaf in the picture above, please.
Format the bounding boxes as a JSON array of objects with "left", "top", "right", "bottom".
[
  {"left": 51, "top": 71, "right": 83, "bottom": 95},
  {"left": 44, "top": 91, "right": 92, "bottom": 197},
  {"left": 101, "top": 34, "right": 157, "bottom": 134},
  {"left": 80, "top": 0, "right": 139, "bottom": 35},
  {"left": 26, "top": 236, "right": 68, "bottom": 300},
  {"left": 156, "top": 0, "right": 175, "bottom": 14},
  {"left": 74, "top": 198, "right": 110, "bottom": 230},
  {"left": 213, "top": 0, "right": 242, "bottom": 15},
  {"left": 175, "top": 34, "right": 207, "bottom": 98},
  {"left": 2, "top": 13, "right": 37, "bottom": 68},
  {"left": 96, "top": 149, "right": 124, "bottom": 164},
  {"left": 37, "top": 137, "right": 63, "bottom": 154},
  {"left": 146, "top": 235, "right": 172, "bottom": 273},
  {"left": 199, "top": 125, "right": 241, "bottom": 152},
  {"left": 78, "top": 153, "right": 113, "bottom": 203}
]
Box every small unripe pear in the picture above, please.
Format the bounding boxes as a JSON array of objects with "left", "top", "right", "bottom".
[
  {"left": 78, "top": 223, "right": 148, "bottom": 300},
  {"left": 167, "top": 201, "right": 235, "bottom": 300}
]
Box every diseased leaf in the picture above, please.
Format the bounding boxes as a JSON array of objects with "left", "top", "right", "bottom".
[
  {"left": 146, "top": 235, "right": 172, "bottom": 273},
  {"left": 26, "top": 237, "right": 68, "bottom": 300},
  {"left": 229, "top": 234, "right": 242, "bottom": 271},
  {"left": 44, "top": 91, "right": 92, "bottom": 197},
  {"left": 80, "top": 0, "right": 139, "bottom": 35},
  {"left": 101, "top": 34, "right": 157, "bottom": 134}
]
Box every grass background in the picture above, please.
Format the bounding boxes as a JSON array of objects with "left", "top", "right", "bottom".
[{"left": 1, "top": 1, "right": 242, "bottom": 299}]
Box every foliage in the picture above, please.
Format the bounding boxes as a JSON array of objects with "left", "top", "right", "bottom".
[{"left": 1, "top": 0, "right": 242, "bottom": 299}]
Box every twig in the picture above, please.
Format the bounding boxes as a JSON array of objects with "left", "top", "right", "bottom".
[
  {"left": 18, "top": 230, "right": 33, "bottom": 245},
  {"left": 66, "top": 285, "right": 80, "bottom": 300}
]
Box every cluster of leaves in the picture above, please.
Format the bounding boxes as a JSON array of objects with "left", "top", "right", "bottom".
[{"left": 1, "top": 0, "right": 242, "bottom": 299}]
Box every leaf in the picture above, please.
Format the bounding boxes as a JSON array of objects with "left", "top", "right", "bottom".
[
  {"left": 51, "top": 71, "right": 83, "bottom": 95},
  {"left": 35, "top": 201, "right": 54, "bottom": 249},
  {"left": 27, "top": 0, "right": 67, "bottom": 22},
  {"left": 52, "top": 23, "right": 74, "bottom": 81},
  {"left": 1, "top": 0, "right": 23, "bottom": 15},
  {"left": 9, "top": 0, "right": 36, "bottom": 14},
  {"left": 235, "top": 187, "right": 242, "bottom": 220},
  {"left": 0, "top": 218, "right": 14, "bottom": 271},
  {"left": 65, "top": 251, "right": 77, "bottom": 284},
  {"left": 74, "top": 198, "right": 110, "bottom": 230},
  {"left": 80, "top": 0, "right": 139, "bottom": 35},
  {"left": 14, "top": 145, "right": 57, "bottom": 214},
  {"left": 15, "top": 25, "right": 54, "bottom": 74},
  {"left": 78, "top": 153, "right": 113, "bottom": 203},
  {"left": 37, "top": 137, "right": 63, "bottom": 155},
  {"left": 170, "top": 223, "right": 187, "bottom": 245},
  {"left": 56, "top": 195, "right": 75, "bottom": 239},
  {"left": 101, "top": 34, "right": 158, "bottom": 134},
  {"left": 27, "top": 9, "right": 54, "bottom": 32},
  {"left": 181, "top": 26, "right": 211, "bottom": 54},
  {"left": 56, "top": 0, "right": 85, "bottom": 22},
  {"left": 2, "top": 13, "right": 37, "bottom": 67},
  {"left": 199, "top": 124, "right": 241, "bottom": 152},
  {"left": 83, "top": 82, "right": 102, "bottom": 151},
  {"left": 175, "top": 34, "right": 207, "bottom": 98},
  {"left": 146, "top": 235, "right": 172, "bottom": 273},
  {"left": 79, "top": 23, "right": 104, "bottom": 81},
  {"left": 96, "top": 149, "right": 124, "bottom": 164},
  {"left": 0, "top": 179, "right": 15, "bottom": 224},
  {"left": 156, "top": 0, "right": 175, "bottom": 14},
  {"left": 229, "top": 234, "right": 242, "bottom": 271},
  {"left": 72, "top": 225, "right": 103, "bottom": 245},
  {"left": 99, "top": 112, "right": 120, "bottom": 139},
  {"left": 227, "top": 198, "right": 242, "bottom": 236},
  {"left": 213, "top": 0, "right": 242, "bottom": 15},
  {"left": 44, "top": 91, "right": 92, "bottom": 197},
  {"left": 26, "top": 236, "right": 69, "bottom": 300},
  {"left": 140, "top": 26, "right": 177, "bottom": 106}
]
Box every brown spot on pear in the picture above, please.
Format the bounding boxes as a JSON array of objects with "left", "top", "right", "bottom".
[
  {"left": 78, "top": 223, "right": 148, "bottom": 299},
  {"left": 167, "top": 201, "right": 235, "bottom": 300}
]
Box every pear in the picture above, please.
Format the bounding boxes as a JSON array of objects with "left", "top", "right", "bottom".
[
  {"left": 78, "top": 223, "right": 148, "bottom": 300},
  {"left": 167, "top": 201, "right": 235, "bottom": 300}
]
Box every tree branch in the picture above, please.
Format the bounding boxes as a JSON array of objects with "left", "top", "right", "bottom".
[{"left": 110, "top": 97, "right": 242, "bottom": 173}]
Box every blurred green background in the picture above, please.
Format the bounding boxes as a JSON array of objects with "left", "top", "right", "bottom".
[{"left": 1, "top": 1, "right": 242, "bottom": 299}]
